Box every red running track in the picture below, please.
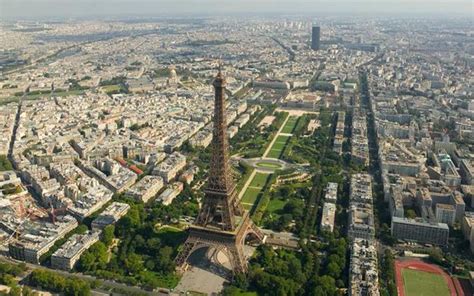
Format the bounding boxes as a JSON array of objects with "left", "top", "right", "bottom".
[{"left": 394, "top": 259, "right": 459, "bottom": 296}]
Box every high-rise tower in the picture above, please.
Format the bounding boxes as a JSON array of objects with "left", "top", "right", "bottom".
[
  {"left": 311, "top": 26, "right": 320, "bottom": 50},
  {"left": 175, "top": 69, "right": 264, "bottom": 274}
]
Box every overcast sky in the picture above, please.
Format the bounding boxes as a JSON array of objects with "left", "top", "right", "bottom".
[{"left": 1, "top": 0, "right": 472, "bottom": 20}]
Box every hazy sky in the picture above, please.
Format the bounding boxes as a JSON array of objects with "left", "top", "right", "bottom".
[{"left": 1, "top": 0, "right": 472, "bottom": 20}]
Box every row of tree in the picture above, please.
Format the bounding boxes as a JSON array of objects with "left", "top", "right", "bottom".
[
  {"left": 0, "top": 262, "right": 27, "bottom": 295},
  {"left": 29, "top": 269, "right": 91, "bottom": 296},
  {"left": 379, "top": 249, "right": 397, "bottom": 296}
]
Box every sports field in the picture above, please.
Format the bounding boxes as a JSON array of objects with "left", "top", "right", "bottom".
[
  {"left": 267, "top": 135, "right": 290, "bottom": 159},
  {"left": 395, "top": 259, "right": 456, "bottom": 296},
  {"left": 402, "top": 269, "right": 450, "bottom": 296},
  {"left": 281, "top": 116, "right": 299, "bottom": 134},
  {"left": 241, "top": 173, "right": 272, "bottom": 210}
]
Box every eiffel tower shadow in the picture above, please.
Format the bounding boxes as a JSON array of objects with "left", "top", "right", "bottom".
[{"left": 186, "top": 246, "right": 232, "bottom": 280}]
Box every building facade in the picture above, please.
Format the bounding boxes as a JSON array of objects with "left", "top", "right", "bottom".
[
  {"left": 311, "top": 26, "right": 320, "bottom": 50},
  {"left": 391, "top": 217, "right": 449, "bottom": 246}
]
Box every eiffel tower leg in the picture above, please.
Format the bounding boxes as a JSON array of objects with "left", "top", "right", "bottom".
[
  {"left": 250, "top": 222, "right": 265, "bottom": 242},
  {"left": 233, "top": 199, "right": 244, "bottom": 216},
  {"left": 226, "top": 243, "right": 247, "bottom": 274},
  {"left": 175, "top": 239, "right": 197, "bottom": 272}
]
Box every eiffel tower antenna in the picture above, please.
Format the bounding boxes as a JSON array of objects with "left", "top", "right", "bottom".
[{"left": 217, "top": 57, "right": 223, "bottom": 74}]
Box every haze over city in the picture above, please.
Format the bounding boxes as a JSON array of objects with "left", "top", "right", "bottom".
[
  {"left": 1, "top": 0, "right": 473, "bottom": 19},
  {"left": 0, "top": 0, "right": 473, "bottom": 295}
]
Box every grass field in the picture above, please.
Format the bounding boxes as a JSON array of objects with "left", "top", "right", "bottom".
[
  {"left": 241, "top": 173, "right": 272, "bottom": 209},
  {"left": 52, "top": 89, "right": 86, "bottom": 97},
  {"left": 267, "top": 135, "right": 291, "bottom": 159},
  {"left": 0, "top": 90, "right": 85, "bottom": 105},
  {"left": 281, "top": 116, "right": 299, "bottom": 134},
  {"left": 0, "top": 97, "right": 20, "bottom": 105},
  {"left": 266, "top": 198, "right": 287, "bottom": 214},
  {"left": 255, "top": 161, "right": 283, "bottom": 169},
  {"left": 101, "top": 85, "right": 121, "bottom": 93},
  {"left": 250, "top": 173, "right": 270, "bottom": 188},
  {"left": 402, "top": 269, "right": 450, "bottom": 296}
]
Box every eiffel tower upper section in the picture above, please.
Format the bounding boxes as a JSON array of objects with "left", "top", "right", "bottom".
[{"left": 205, "top": 69, "right": 236, "bottom": 197}]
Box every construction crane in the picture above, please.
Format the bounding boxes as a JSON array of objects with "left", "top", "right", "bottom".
[
  {"left": 48, "top": 202, "right": 68, "bottom": 224},
  {"left": 5, "top": 212, "right": 33, "bottom": 244}
]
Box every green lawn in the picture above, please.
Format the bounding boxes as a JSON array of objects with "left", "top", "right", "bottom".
[
  {"left": 402, "top": 269, "right": 450, "bottom": 296},
  {"left": 281, "top": 116, "right": 299, "bottom": 134},
  {"left": 250, "top": 173, "right": 270, "bottom": 187},
  {"left": 0, "top": 90, "right": 85, "bottom": 105},
  {"left": 242, "top": 188, "right": 262, "bottom": 205},
  {"left": 267, "top": 135, "right": 291, "bottom": 159},
  {"left": 52, "top": 89, "right": 86, "bottom": 97},
  {"left": 156, "top": 225, "right": 182, "bottom": 233},
  {"left": 255, "top": 161, "right": 283, "bottom": 169},
  {"left": 156, "top": 226, "right": 186, "bottom": 249},
  {"left": 0, "top": 97, "right": 19, "bottom": 105},
  {"left": 266, "top": 198, "right": 287, "bottom": 214},
  {"left": 141, "top": 271, "right": 181, "bottom": 289},
  {"left": 101, "top": 85, "right": 121, "bottom": 93},
  {"left": 241, "top": 173, "right": 272, "bottom": 208}
]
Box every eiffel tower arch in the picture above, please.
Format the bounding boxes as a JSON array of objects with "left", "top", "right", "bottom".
[
  {"left": 175, "top": 69, "right": 264, "bottom": 275},
  {"left": 175, "top": 216, "right": 264, "bottom": 274}
]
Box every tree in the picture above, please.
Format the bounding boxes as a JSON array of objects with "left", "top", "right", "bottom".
[
  {"left": 326, "top": 262, "right": 341, "bottom": 278},
  {"left": 428, "top": 248, "right": 444, "bottom": 266},
  {"left": 0, "top": 274, "right": 16, "bottom": 286},
  {"left": 279, "top": 186, "right": 294, "bottom": 197},
  {"left": 155, "top": 246, "right": 175, "bottom": 273},
  {"left": 115, "top": 216, "right": 133, "bottom": 236},
  {"left": 313, "top": 286, "right": 326, "bottom": 296},
  {"left": 0, "top": 155, "right": 13, "bottom": 171},
  {"left": 76, "top": 225, "right": 89, "bottom": 235},
  {"left": 316, "top": 275, "right": 337, "bottom": 296},
  {"left": 146, "top": 237, "right": 162, "bottom": 252},
  {"left": 29, "top": 270, "right": 90, "bottom": 295},
  {"left": 328, "top": 253, "right": 344, "bottom": 269},
  {"left": 125, "top": 253, "right": 143, "bottom": 275},
  {"left": 134, "top": 234, "right": 146, "bottom": 249},
  {"left": 221, "top": 286, "right": 243, "bottom": 296},
  {"left": 78, "top": 242, "right": 108, "bottom": 272},
  {"left": 91, "top": 242, "right": 108, "bottom": 269},
  {"left": 8, "top": 285, "right": 21, "bottom": 296},
  {"left": 21, "top": 286, "right": 37, "bottom": 296},
  {"left": 144, "top": 259, "right": 155, "bottom": 271},
  {"left": 275, "top": 214, "right": 293, "bottom": 231},
  {"left": 233, "top": 272, "right": 249, "bottom": 290},
  {"left": 78, "top": 251, "right": 96, "bottom": 272},
  {"left": 283, "top": 199, "right": 304, "bottom": 220},
  {"left": 65, "top": 280, "right": 91, "bottom": 296},
  {"left": 382, "top": 250, "right": 397, "bottom": 296},
  {"left": 102, "top": 225, "right": 115, "bottom": 246},
  {"left": 406, "top": 209, "right": 416, "bottom": 219}
]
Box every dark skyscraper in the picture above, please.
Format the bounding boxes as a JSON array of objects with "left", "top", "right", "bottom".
[{"left": 311, "top": 26, "right": 320, "bottom": 50}]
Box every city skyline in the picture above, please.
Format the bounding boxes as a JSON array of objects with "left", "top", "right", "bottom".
[{"left": 0, "top": 3, "right": 473, "bottom": 296}]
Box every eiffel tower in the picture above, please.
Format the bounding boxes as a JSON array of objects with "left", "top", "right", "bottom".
[{"left": 175, "top": 69, "right": 264, "bottom": 274}]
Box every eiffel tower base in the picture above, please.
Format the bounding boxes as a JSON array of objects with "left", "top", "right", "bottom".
[{"left": 175, "top": 214, "right": 264, "bottom": 276}]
